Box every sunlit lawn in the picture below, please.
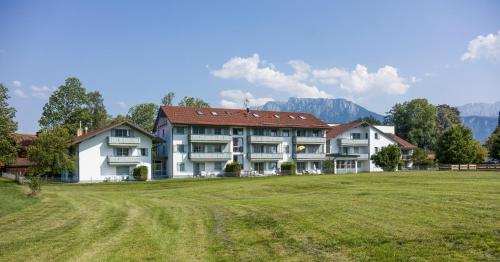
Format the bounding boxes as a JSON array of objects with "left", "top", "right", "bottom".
[{"left": 0, "top": 171, "right": 499, "bottom": 261}]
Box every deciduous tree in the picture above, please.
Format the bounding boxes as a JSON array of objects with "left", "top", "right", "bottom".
[
  {"left": 435, "top": 104, "right": 461, "bottom": 138},
  {"left": 27, "top": 127, "right": 74, "bottom": 196},
  {"left": 435, "top": 125, "right": 476, "bottom": 164},
  {"left": 178, "top": 96, "right": 210, "bottom": 108},
  {"left": 355, "top": 116, "right": 381, "bottom": 125},
  {"left": 385, "top": 99, "right": 436, "bottom": 149},
  {"left": 472, "top": 140, "right": 488, "bottom": 164},
  {"left": 127, "top": 103, "right": 158, "bottom": 132},
  {"left": 0, "top": 83, "right": 18, "bottom": 165},
  {"left": 161, "top": 92, "right": 175, "bottom": 106},
  {"left": 371, "top": 145, "right": 402, "bottom": 171}
]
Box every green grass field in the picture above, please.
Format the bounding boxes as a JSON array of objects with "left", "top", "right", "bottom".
[{"left": 0, "top": 172, "right": 499, "bottom": 261}]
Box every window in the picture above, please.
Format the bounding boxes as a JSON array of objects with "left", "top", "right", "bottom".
[
  {"left": 375, "top": 147, "right": 379, "bottom": 153},
  {"left": 297, "top": 129, "right": 306, "bottom": 137},
  {"left": 351, "top": 133, "right": 361, "bottom": 139},
  {"left": 177, "top": 163, "right": 185, "bottom": 172},
  {"left": 116, "top": 166, "right": 129, "bottom": 176},
  {"left": 115, "top": 148, "right": 129, "bottom": 156},
  {"left": 253, "top": 128, "right": 264, "bottom": 136},
  {"left": 282, "top": 130, "right": 290, "bottom": 137},
  {"left": 254, "top": 162, "right": 264, "bottom": 173},
  {"left": 289, "top": 115, "right": 295, "bottom": 119},
  {"left": 312, "top": 130, "right": 321, "bottom": 137},
  {"left": 299, "top": 115, "right": 307, "bottom": 119},
  {"left": 232, "top": 128, "right": 244, "bottom": 136},
  {"left": 365, "top": 133, "right": 369, "bottom": 139},
  {"left": 285, "top": 145, "right": 290, "bottom": 153},
  {"left": 270, "top": 129, "right": 278, "bottom": 137},
  {"left": 312, "top": 161, "right": 321, "bottom": 170},
  {"left": 214, "top": 162, "right": 222, "bottom": 171},
  {"left": 196, "top": 111, "right": 204, "bottom": 115},
  {"left": 192, "top": 127, "right": 205, "bottom": 135},
  {"left": 140, "top": 148, "right": 148, "bottom": 156},
  {"left": 269, "top": 162, "right": 278, "bottom": 170},
  {"left": 214, "top": 128, "right": 222, "bottom": 135},
  {"left": 233, "top": 138, "right": 243, "bottom": 152},
  {"left": 274, "top": 114, "right": 280, "bottom": 118},
  {"left": 176, "top": 144, "right": 185, "bottom": 153},
  {"left": 213, "top": 144, "right": 223, "bottom": 153},
  {"left": 297, "top": 162, "right": 306, "bottom": 172},
  {"left": 252, "top": 113, "right": 260, "bottom": 118},
  {"left": 162, "top": 129, "right": 165, "bottom": 137},
  {"left": 174, "top": 127, "right": 185, "bottom": 134},
  {"left": 343, "top": 147, "right": 349, "bottom": 155},
  {"left": 374, "top": 133, "right": 379, "bottom": 139},
  {"left": 211, "top": 111, "right": 218, "bottom": 116},
  {"left": 233, "top": 154, "right": 243, "bottom": 163},
  {"left": 114, "top": 129, "right": 129, "bottom": 137},
  {"left": 193, "top": 144, "right": 205, "bottom": 153},
  {"left": 353, "top": 147, "right": 359, "bottom": 154}
]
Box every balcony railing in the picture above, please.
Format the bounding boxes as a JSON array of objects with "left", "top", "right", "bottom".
[
  {"left": 293, "top": 153, "right": 326, "bottom": 160},
  {"left": 247, "top": 135, "right": 285, "bottom": 144},
  {"left": 189, "top": 134, "right": 232, "bottom": 143},
  {"left": 108, "top": 136, "right": 141, "bottom": 146},
  {"left": 339, "top": 138, "right": 369, "bottom": 146},
  {"left": 107, "top": 156, "right": 141, "bottom": 165},
  {"left": 293, "top": 136, "right": 326, "bottom": 144},
  {"left": 188, "top": 152, "right": 232, "bottom": 161},
  {"left": 247, "top": 152, "right": 284, "bottom": 160}
]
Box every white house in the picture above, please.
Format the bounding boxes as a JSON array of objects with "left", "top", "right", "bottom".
[
  {"left": 153, "top": 106, "right": 330, "bottom": 178},
  {"left": 65, "top": 121, "right": 156, "bottom": 182},
  {"left": 326, "top": 122, "right": 416, "bottom": 174}
]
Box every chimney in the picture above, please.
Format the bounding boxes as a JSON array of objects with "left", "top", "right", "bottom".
[{"left": 77, "top": 121, "right": 83, "bottom": 137}]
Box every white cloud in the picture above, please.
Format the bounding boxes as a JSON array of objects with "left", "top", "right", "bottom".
[
  {"left": 30, "top": 85, "right": 52, "bottom": 99},
  {"left": 410, "top": 76, "right": 420, "bottom": 83},
  {"left": 117, "top": 101, "right": 128, "bottom": 109},
  {"left": 12, "top": 80, "right": 22, "bottom": 87},
  {"left": 312, "top": 64, "right": 409, "bottom": 95},
  {"left": 212, "top": 54, "right": 411, "bottom": 98},
  {"left": 211, "top": 54, "right": 332, "bottom": 98},
  {"left": 220, "top": 89, "right": 274, "bottom": 109},
  {"left": 13, "top": 89, "right": 27, "bottom": 97},
  {"left": 461, "top": 30, "right": 500, "bottom": 61}
]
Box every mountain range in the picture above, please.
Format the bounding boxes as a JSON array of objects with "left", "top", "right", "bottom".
[{"left": 255, "top": 98, "right": 499, "bottom": 143}]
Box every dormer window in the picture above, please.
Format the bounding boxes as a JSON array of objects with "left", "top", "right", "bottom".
[{"left": 196, "top": 111, "right": 204, "bottom": 115}]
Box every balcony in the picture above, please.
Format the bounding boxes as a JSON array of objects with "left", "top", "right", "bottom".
[
  {"left": 189, "top": 134, "right": 232, "bottom": 143},
  {"left": 248, "top": 135, "right": 284, "bottom": 144},
  {"left": 108, "top": 136, "right": 141, "bottom": 146},
  {"left": 107, "top": 156, "right": 141, "bottom": 165},
  {"left": 339, "top": 138, "right": 369, "bottom": 146},
  {"left": 247, "top": 152, "right": 284, "bottom": 160},
  {"left": 188, "top": 152, "right": 232, "bottom": 161},
  {"left": 293, "top": 136, "right": 326, "bottom": 144},
  {"left": 354, "top": 153, "right": 369, "bottom": 159},
  {"left": 293, "top": 153, "right": 325, "bottom": 160}
]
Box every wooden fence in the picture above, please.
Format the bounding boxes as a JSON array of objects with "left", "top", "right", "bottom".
[{"left": 439, "top": 164, "right": 500, "bottom": 171}]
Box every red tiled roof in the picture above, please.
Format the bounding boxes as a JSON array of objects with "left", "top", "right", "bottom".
[
  {"left": 384, "top": 133, "right": 417, "bottom": 149},
  {"left": 70, "top": 120, "right": 155, "bottom": 145},
  {"left": 15, "top": 134, "right": 37, "bottom": 148},
  {"left": 8, "top": 158, "right": 34, "bottom": 167},
  {"left": 326, "top": 122, "right": 362, "bottom": 139},
  {"left": 158, "top": 106, "right": 329, "bottom": 129}
]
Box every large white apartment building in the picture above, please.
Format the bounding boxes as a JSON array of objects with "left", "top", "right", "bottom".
[
  {"left": 153, "top": 106, "right": 330, "bottom": 178},
  {"left": 326, "top": 122, "right": 416, "bottom": 174},
  {"left": 65, "top": 121, "right": 156, "bottom": 182}
]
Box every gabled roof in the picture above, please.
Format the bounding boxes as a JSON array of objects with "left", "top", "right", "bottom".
[
  {"left": 384, "top": 133, "right": 417, "bottom": 149},
  {"left": 15, "top": 134, "right": 37, "bottom": 149},
  {"left": 326, "top": 121, "right": 416, "bottom": 149},
  {"left": 156, "top": 106, "right": 330, "bottom": 130},
  {"left": 326, "top": 122, "right": 363, "bottom": 139},
  {"left": 70, "top": 120, "right": 155, "bottom": 145}
]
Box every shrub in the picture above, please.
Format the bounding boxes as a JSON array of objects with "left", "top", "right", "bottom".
[
  {"left": 224, "top": 161, "right": 242, "bottom": 177},
  {"left": 133, "top": 166, "right": 148, "bottom": 181},
  {"left": 280, "top": 162, "right": 296, "bottom": 175}
]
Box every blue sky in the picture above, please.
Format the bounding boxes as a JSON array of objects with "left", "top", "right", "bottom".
[{"left": 1, "top": 0, "right": 499, "bottom": 133}]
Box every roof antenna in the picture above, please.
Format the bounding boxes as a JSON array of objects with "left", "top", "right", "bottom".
[{"left": 244, "top": 98, "right": 250, "bottom": 113}]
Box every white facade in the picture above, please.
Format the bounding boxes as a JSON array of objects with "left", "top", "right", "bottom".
[
  {"left": 68, "top": 123, "right": 153, "bottom": 183},
  {"left": 327, "top": 123, "right": 413, "bottom": 174},
  {"left": 155, "top": 116, "right": 326, "bottom": 178}
]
